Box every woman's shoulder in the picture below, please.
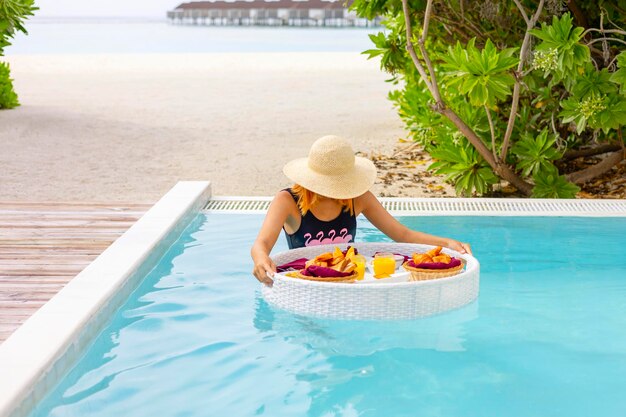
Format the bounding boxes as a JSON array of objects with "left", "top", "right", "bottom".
[
  {"left": 272, "top": 189, "right": 299, "bottom": 209},
  {"left": 354, "top": 191, "right": 378, "bottom": 213},
  {"left": 275, "top": 188, "right": 295, "bottom": 200},
  {"left": 355, "top": 190, "right": 376, "bottom": 201}
]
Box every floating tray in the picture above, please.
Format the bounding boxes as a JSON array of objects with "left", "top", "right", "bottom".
[{"left": 263, "top": 242, "right": 480, "bottom": 320}]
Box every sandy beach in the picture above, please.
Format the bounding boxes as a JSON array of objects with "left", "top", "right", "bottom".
[{"left": 0, "top": 52, "right": 443, "bottom": 202}]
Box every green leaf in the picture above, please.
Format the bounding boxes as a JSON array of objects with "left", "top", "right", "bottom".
[
  {"left": 610, "top": 52, "right": 626, "bottom": 94},
  {"left": 441, "top": 38, "right": 517, "bottom": 107},
  {"left": 429, "top": 138, "right": 498, "bottom": 196},
  {"left": 512, "top": 129, "right": 562, "bottom": 178},
  {"left": 573, "top": 67, "right": 617, "bottom": 98},
  {"left": 591, "top": 95, "right": 626, "bottom": 133},
  {"left": 532, "top": 165, "right": 580, "bottom": 198},
  {"left": 530, "top": 13, "right": 589, "bottom": 81}
]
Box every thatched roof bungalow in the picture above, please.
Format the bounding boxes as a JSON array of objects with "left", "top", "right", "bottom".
[{"left": 167, "top": 0, "right": 379, "bottom": 27}]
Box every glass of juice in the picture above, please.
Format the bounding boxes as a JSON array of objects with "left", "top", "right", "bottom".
[
  {"left": 353, "top": 255, "right": 366, "bottom": 280},
  {"left": 373, "top": 253, "right": 396, "bottom": 278}
]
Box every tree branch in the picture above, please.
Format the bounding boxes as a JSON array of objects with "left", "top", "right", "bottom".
[
  {"left": 566, "top": 150, "right": 625, "bottom": 184},
  {"left": 401, "top": 0, "right": 435, "bottom": 96},
  {"left": 500, "top": 0, "right": 545, "bottom": 161},
  {"left": 485, "top": 105, "right": 497, "bottom": 160},
  {"left": 588, "top": 37, "right": 626, "bottom": 47},
  {"left": 422, "top": 0, "right": 433, "bottom": 40},
  {"left": 418, "top": 0, "right": 442, "bottom": 103},
  {"left": 439, "top": 2, "right": 484, "bottom": 39},
  {"left": 512, "top": 0, "right": 530, "bottom": 26},
  {"left": 432, "top": 15, "right": 482, "bottom": 42},
  {"left": 563, "top": 144, "right": 622, "bottom": 160},
  {"left": 440, "top": 108, "right": 534, "bottom": 194},
  {"left": 400, "top": 0, "right": 533, "bottom": 195},
  {"left": 583, "top": 28, "right": 626, "bottom": 37}
]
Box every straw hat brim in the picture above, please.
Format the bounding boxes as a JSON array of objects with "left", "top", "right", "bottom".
[{"left": 283, "top": 156, "right": 377, "bottom": 200}]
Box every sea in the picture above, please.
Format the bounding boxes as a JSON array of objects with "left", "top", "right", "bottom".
[{"left": 6, "top": 17, "right": 381, "bottom": 54}]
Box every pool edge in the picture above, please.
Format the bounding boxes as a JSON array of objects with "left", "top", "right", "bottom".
[
  {"left": 0, "top": 181, "right": 212, "bottom": 417},
  {"left": 204, "top": 196, "right": 626, "bottom": 216}
]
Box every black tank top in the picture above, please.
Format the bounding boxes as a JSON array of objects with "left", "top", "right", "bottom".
[{"left": 283, "top": 188, "right": 357, "bottom": 249}]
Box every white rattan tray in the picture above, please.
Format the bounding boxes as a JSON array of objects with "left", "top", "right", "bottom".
[{"left": 263, "top": 242, "right": 480, "bottom": 320}]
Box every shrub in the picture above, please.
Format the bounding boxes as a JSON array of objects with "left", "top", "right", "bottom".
[
  {"left": 0, "top": 61, "right": 18, "bottom": 108},
  {"left": 0, "top": 0, "right": 37, "bottom": 109},
  {"left": 353, "top": 0, "right": 626, "bottom": 197}
]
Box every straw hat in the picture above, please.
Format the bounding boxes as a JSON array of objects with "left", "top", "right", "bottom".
[{"left": 283, "top": 135, "right": 377, "bottom": 200}]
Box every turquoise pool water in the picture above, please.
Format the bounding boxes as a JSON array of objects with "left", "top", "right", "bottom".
[{"left": 30, "top": 215, "right": 626, "bottom": 417}]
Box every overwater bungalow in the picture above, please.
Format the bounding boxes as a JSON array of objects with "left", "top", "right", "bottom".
[{"left": 166, "top": 0, "right": 381, "bottom": 27}]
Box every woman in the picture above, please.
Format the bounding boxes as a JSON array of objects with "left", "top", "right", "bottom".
[{"left": 251, "top": 135, "right": 471, "bottom": 286}]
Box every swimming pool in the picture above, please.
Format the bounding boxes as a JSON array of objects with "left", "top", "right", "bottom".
[{"left": 25, "top": 213, "right": 626, "bottom": 417}]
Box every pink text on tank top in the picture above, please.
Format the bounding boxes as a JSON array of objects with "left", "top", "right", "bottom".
[{"left": 303, "top": 228, "right": 353, "bottom": 246}]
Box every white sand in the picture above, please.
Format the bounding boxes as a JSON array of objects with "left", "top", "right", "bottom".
[{"left": 1, "top": 53, "right": 415, "bottom": 202}]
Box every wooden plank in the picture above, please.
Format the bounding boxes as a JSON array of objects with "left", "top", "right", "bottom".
[
  {"left": 0, "top": 201, "right": 149, "bottom": 206},
  {"left": 0, "top": 212, "right": 143, "bottom": 219},
  {"left": 0, "top": 224, "right": 134, "bottom": 229},
  {"left": 0, "top": 251, "right": 98, "bottom": 257},
  {"left": 0, "top": 312, "right": 33, "bottom": 320},
  {"left": 0, "top": 294, "right": 62, "bottom": 302},
  {"left": 0, "top": 208, "right": 145, "bottom": 213},
  {"left": 0, "top": 220, "right": 138, "bottom": 227},
  {"left": 0, "top": 331, "right": 15, "bottom": 340},
  {"left": 0, "top": 240, "right": 113, "bottom": 247},
  {"left": 2, "top": 231, "right": 129, "bottom": 237},
  {"left": 0, "top": 283, "right": 65, "bottom": 290},
  {"left": 0, "top": 202, "right": 152, "bottom": 209},
  {"left": 0, "top": 249, "right": 101, "bottom": 254},
  {"left": 0, "top": 201, "right": 148, "bottom": 343},
  {"left": 0, "top": 324, "right": 24, "bottom": 332},
  {"left": 0, "top": 258, "right": 94, "bottom": 265},
  {"left": 0, "top": 270, "right": 84, "bottom": 277},
  {"left": 0, "top": 300, "right": 46, "bottom": 308},
  {"left": 0, "top": 311, "right": 38, "bottom": 318},
  {"left": 0, "top": 279, "right": 73, "bottom": 285}
]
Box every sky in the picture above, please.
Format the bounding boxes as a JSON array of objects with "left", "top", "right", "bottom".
[{"left": 34, "top": 0, "right": 184, "bottom": 19}]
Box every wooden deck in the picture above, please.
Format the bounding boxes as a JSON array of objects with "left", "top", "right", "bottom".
[{"left": 0, "top": 202, "right": 153, "bottom": 343}]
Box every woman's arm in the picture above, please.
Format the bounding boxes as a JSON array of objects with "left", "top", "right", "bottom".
[
  {"left": 250, "top": 191, "right": 294, "bottom": 286},
  {"left": 358, "top": 192, "right": 472, "bottom": 254}
]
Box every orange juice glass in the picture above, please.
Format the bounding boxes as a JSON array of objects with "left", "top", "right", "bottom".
[
  {"left": 373, "top": 253, "right": 395, "bottom": 278},
  {"left": 353, "top": 255, "right": 366, "bottom": 280}
]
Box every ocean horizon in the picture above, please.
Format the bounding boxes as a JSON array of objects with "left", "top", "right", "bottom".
[{"left": 6, "top": 17, "right": 381, "bottom": 55}]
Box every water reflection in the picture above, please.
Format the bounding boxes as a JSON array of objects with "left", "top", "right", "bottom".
[
  {"left": 254, "top": 297, "right": 479, "bottom": 356},
  {"left": 254, "top": 297, "right": 480, "bottom": 416}
]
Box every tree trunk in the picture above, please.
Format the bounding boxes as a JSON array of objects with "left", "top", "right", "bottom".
[
  {"left": 566, "top": 150, "right": 625, "bottom": 184},
  {"left": 563, "top": 144, "right": 622, "bottom": 160},
  {"left": 439, "top": 108, "right": 534, "bottom": 195},
  {"left": 567, "top": 0, "right": 589, "bottom": 29}
]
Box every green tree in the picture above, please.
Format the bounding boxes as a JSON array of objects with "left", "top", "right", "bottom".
[
  {"left": 0, "top": 0, "right": 37, "bottom": 109},
  {"left": 353, "top": 0, "right": 626, "bottom": 197}
]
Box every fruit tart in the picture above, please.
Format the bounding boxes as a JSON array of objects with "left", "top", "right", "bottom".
[
  {"left": 288, "top": 246, "right": 359, "bottom": 283},
  {"left": 402, "top": 246, "right": 465, "bottom": 281}
]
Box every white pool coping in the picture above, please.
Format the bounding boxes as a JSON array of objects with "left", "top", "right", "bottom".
[
  {"left": 0, "top": 181, "right": 212, "bottom": 417},
  {"left": 204, "top": 196, "right": 626, "bottom": 216}
]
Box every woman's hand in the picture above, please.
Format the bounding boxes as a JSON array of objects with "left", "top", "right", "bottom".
[
  {"left": 252, "top": 256, "right": 276, "bottom": 287},
  {"left": 445, "top": 239, "right": 472, "bottom": 255},
  {"left": 250, "top": 191, "right": 295, "bottom": 287}
]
